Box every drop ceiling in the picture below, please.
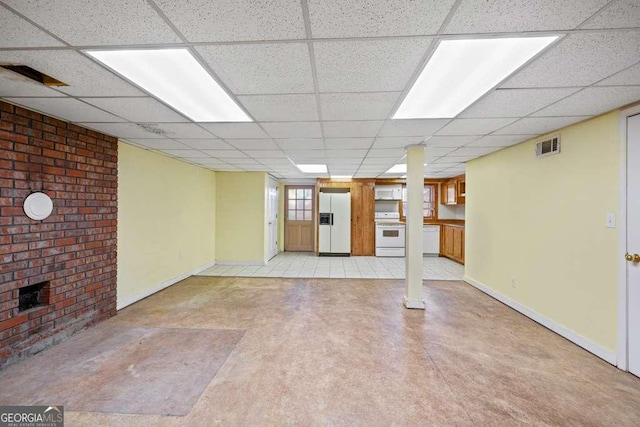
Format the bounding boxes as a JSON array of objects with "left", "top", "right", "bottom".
[{"left": 0, "top": 0, "right": 638, "bottom": 179}]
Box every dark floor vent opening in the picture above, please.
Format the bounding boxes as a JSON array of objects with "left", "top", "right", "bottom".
[{"left": 18, "top": 282, "right": 48, "bottom": 312}]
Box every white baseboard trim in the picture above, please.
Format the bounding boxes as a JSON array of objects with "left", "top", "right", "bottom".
[
  {"left": 214, "top": 260, "right": 266, "bottom": 266},
  {"left": 117, "top": 260, "right": 217, "bottom": 310},
  {"left": 403, "top": 295, "right": 426, "bottom": 310},
  {"left": 463, "top": 275, "right": 617, "bottom": 365}
]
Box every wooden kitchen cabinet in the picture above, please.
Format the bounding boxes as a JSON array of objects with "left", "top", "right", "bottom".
[
  {"left": 441, "top": 175, "right": 465, "bottom": 205},
  {"left": 441, "top": 224, "right": 464, "bottom": 264}
]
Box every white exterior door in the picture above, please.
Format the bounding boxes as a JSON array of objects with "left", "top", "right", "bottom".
[
  {"left": 266, "top": 177, "right": 279, "bottom": 261},
  {"left": 628, "top": 113, "right": 640, "bottom": 377}
]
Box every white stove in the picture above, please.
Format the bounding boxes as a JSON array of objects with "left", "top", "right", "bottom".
[{"left": 374, "top": 213, "right": 405, "bottom": 257}]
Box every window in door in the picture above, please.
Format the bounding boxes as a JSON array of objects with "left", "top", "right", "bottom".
[{"left": 287, "top": 188, "right": 313, "bottom": 221}]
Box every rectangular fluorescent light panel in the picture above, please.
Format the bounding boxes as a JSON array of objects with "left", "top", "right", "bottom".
[
  {"left": 385, "top": 164, "right": 407, "bottom": 174},
  {"left": 297, "top": 164, "right": 327, "bottom": 173},
  {"left": 394, "top": 36, "right": 558, "bottom": 119},
  {"left": 331, "top": 175, "right": 352, "bottom": 180},
  {"left": 86, "top": 48, "right": 251, "bottom": 122}
]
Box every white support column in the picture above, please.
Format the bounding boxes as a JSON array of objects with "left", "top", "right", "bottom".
[{"left": 404, "top": 145, "right": 425, "bottom": 309}]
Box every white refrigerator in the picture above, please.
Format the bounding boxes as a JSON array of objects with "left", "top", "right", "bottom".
[{"left": 318, "top": 192, "right": 351, "bottom": 256}]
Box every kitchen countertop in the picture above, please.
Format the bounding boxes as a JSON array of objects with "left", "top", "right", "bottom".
[{"left": 395, "top": 219, "right": 465, "bottom": 226}]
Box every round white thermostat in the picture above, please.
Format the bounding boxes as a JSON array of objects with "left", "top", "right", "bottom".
[{"left": 23, "top": 192, "right": 54, "bottom": 221}]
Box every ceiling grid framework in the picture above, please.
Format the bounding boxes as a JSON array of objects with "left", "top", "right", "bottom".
[{"left": 0, "top": 0, "right": 638, "bottom": 179}]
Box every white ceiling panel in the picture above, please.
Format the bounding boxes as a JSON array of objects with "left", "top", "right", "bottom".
[
  {"left": 367, "top": 148, "right": 406, "bottom": 158},
  {"left": 460, "top": 88, "right": 580, "bottom": 118},
  {"left": 308, "top": 0, "right": 454, "bottom": 38},
  {"left": 0, "top": 6, "right": 63, "bottom": 48},
  {"left": 175, "top": 139, "right": 233, "bottom": 150},
  {"left": 378, "top": 119, "right": 449, "bottom": 137},
  {"left": 238, "top": 94, "right": 319, "bottom": 122},
  {"left": 466, "top": 135, "right": 532, "bottom": 148},
  {"left": 436, "top": 118, "right": 517, "bottom": 136},
  {"left": 201, "top": 123, "right": 269, "bottom": 139},
  {"left": 532, "top": 86, "right": 640, "bottom": 117},
  {"left": 581, "top": 0, "right": 640, "bottom": 29},
  {"left": 319, "top": 92, "right": 400, "bottom": 120},
  {"left": 196, "top": 43, "right": 314, "bottom": 95},
  {"left": 451, "top": 146, "right": 504, "bottom": 157},
  {"left": 503, "top": 31, "right": 640, "bottom": 88},
  {"left": 161, "top": 149, "right": 206, "bottom": 158},
  {"left": 154, "top": 0, "right": 305, "bottom": 42},
  {"left": 143, "top": 123, "right": 213, "bottom": 139},
  {"left": 322, "top": 121, "right": 384, "bottom": 138},
  {"left": 424, "top": 147, "right": 458, "bottom": 157},
  {"left": 425, "top": 136, "right": 479, "bottom": 147},
  {"left": 80, "top": 97, "right": 188, "bottom": 123},
  {"left": 372, "top": 136, "right": 424, "bottom": 148},
  {"left": 361, "top": 157, "right": 397, "bottom": 165},
  {"left": 124, "top": 139, "right": 190, "bottom": 150},
  {"left": 444, "top": 0, "right": 608, "bottom": 33},
  {"left": 78, "top": 122, "right": 166, "bottom": 139},
  {"left": 285, "top": 149, "right": 327, "bottom": 159},
  {"left": 597, "top": 62, "right": 640, "bottom": 86},
  {"left": 202, "top": 150, "right": 249, "bottom": 159},
  {"left": 262, "top": 122, "right": 322, "bottom": 139},
  {"left": 0, "top": 69, "right": 63, "bottom": 96},
  {"left": 324, "top": 138, "right": 373, "bottom": 149},
  {"left": 226, "top": 139, "right": 279, "bottom": 150},
  {"left": 244, "top": 150, "right": 288, "bottom": 159},
  {"left": 0, "top": 50, "right": 143, "bottom": 97},
  {"left": 3, "top": 0, "right": 181, "bottom": 45},
  {"left": 5, "top": 97, "right": 122, "bottom": 122},
  {"left": 324, "top": 149, "right": 368, "bottom": 158},
  {"left": 494, "top": 116, "right": 589, "bottom": 135},
  {"left": 314, "top": 38, "right": 432, "bottom": 92},
  {"left": 325, "top": 158, "right": 362, "bottom": 165},
  {"left": 227, "top": 158, "right": 261, "bottom": 166},
  {"left": 276, "top": 139, "right": 324, "bottom": 150},
  {"left": 191, "top": 158, "right": 228, "bottom": 165}
]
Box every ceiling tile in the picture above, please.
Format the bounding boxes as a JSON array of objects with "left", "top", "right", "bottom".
[
  {"left": 124, "top": 139, "right": 190, "bottom": 150},
  {"left": 285, "top": 149, "right": 327, "bottom": 159},
  {"left": 0, "top": 6, "right": 63, "bottom": 48},
  {"left": 367, "top": 148, "right": 406, "bottom": 158},
  {"left": 155, "top": 0, "right": 305, "bottom": 42},
  {"left": 196, "top": 43, "right": 314, "bottom": 94},
  {"left": 372, "top": 136, "right": 424, "bottom": 149},
  {"left": 325, "top": 138, "right": 373, "bottom": 149},
  {"left": 466, "top": 135, "right": 532, "bottom": 148},
  {"left": 243, "top": 150, "right": 288, "bottom": 159},
  {"left": 451, "top": 146, "right": 503, "bottom": 157},
  {"left": 262, "top": 122, "right": 322, "bottom": 139},
  {"left": 259, "top": 158, "right": 295, "bottom": 166},
  {"left": 6, "top": 97, "right": 122, "bottom": 123},
  {"left": 227, "top": 158, "right": 261, "bottom": 166},
  {"left": 276, "top": 139, "right": 324, "bottom": 150},
  {"left": 0, "top": 69, "right": 63, "bottom": 96},
  {"left": 597, "top": 62, "right": 640, "bottom": 86},
  {"left": 78, "top": 122, "right": 166, "bottom": 139},
  {"left": 378, "top": 119, "right": 449, "bottom": 137},
  {"left": 201, "top": 123, "right": 269, "bottom": 139},
  {"left": 444, "top": 0, "right": 608, "bottom": 33},
  {"left": 0, "top": 50, "right": 143, "bottom": 97},
  {"left": 493, "top": 117, "right": 589, "bottom": 135},
  {"left": 191, "top": 158, "right": 228, "bottom": 165},
  {"left": 175, "top": 139, "right": 233, "bottom": 150},
  {"left": 425, "top": 136, "right": 479, "bottom": 147},
  {"left": 4, "top": 0, "right": 181, "bottom": 45},
  {"left": 436, "top": 118, "right": 517, "bottom": 136},
  {"left": 503, "top": 31, "right": 640, "bottom": 88},
  {"left": 161, "top": 149, "right": 206, "bottom": 158},
  {"left": 226, "top": 139, "right": 279, "bottom": 150},
  {"left": 360, "top": 157, "right": 395, "bottom": 165},
  {"left": 325, "top": 149, "right": 368, "bottom": 158},
  {"left": 424, "top": 147, "right": 457, "bottom": 157},
  {"left": 308, "top": 0, "right": 454, "bottom": 38},
  {"left": 314, "top": 38, "right": 432, "bottom": 92},
  {"left": 460, "top": 88, "right": 580, "bottom": 118},
  {"left": 532, "top": 86, "right": 640, "bottom": 117},
  {"left": 319, "top": 92, "right": 400, "bottom": 120},
  {"left": 581, "top": 0, "right": 640, "bottom": 29},
  {"left": 141, "top": 123, "right": 213, "bottom": 139},
  {"left": 325, "top": 158, "right": 363, "bottom": 165},
  {"left": 238, "top": 94, "right": 319, "bottom": 121},
  {"left": 79, "top": 97, "right": 188, "bottom": 123},
  {"left": 323, "top": 121, "right": 384, "bottom": 138},
  {"left": 202, "top": 150, "right": 249, "bottom": 159}
]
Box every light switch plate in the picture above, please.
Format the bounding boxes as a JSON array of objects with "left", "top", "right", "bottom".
[{"left": 606, "top": 212, "right": 616, "bottom": 228}]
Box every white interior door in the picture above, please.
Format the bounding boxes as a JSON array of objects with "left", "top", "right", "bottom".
[
  {"left": 628, "top": 113, "right": 640, "bottom": 377},
  {"left": 267, "top": 177, "right": 278, "bottom": 261}
]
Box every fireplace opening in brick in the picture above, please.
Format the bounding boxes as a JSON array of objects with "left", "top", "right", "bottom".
[{"left": 18, "top": 282, "right": 49, "bottom": 312}]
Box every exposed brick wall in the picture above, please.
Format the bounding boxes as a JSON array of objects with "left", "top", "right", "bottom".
[{"left": 0, "top": 100, "right": 117, "bottom": 368}]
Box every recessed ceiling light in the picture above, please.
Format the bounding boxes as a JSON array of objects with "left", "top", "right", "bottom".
[
  {"left": 331, "top": 175, "right": 352, "bottom": 180},
  {"left": 394, "top": 36, "right": 558, "bottom": 119},
  {"left": 385, "top": 164, "right": 407, "bottom": 174},
  {"left": 297, "top": 164, "right": 328, "bottom": 173},
  {"left": 86, "top": 48, "right": 251, "bottom": 122}
]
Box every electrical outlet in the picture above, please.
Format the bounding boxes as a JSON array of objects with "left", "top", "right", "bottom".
[
  {"left": 606, "top": 212, "right": 616, "bottom": 228},
  {"left": 510, "top": 276, "right": 517, "bottom": 288}
]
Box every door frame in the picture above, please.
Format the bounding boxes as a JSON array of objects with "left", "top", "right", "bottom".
[
  {"left": 617, "top": 103, "right": 640, "bottom": 371},
  {"left": 284, "top": 184, "right": 316, "bottom": 252}
]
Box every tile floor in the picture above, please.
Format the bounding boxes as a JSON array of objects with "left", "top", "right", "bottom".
[
  {"left": 1, "top": 276, "right": 639, "bottom": 425},
  {"left": 199, "top": 251, "right": 464, "bottom": 280}
]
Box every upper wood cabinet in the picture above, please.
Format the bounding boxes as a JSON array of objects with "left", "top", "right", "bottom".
[{"left": 441, "top": 175, "right": 465, "bottom": 205}]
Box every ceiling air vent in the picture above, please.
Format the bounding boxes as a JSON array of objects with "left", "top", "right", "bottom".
[
  {"left": 0, "top": 65, "right": 67, "bottom": 87},
  {"left": 535, "top": 135, "right": 560, "bottom": 158}
]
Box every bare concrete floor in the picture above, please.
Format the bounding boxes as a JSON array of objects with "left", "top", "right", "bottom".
[{"left": 1, "top": 276, "right": 640, "bottom": 425}]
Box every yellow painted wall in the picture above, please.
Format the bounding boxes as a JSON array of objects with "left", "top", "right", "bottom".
[
  {"left": 216, "top": 172, "right": 267, "bottom": 263},
  {"left": 465, "top": 112, "right": 620, "bottom": 352},
  {"left": 117, "top": 142, "right": 216, "bottom": 307}
]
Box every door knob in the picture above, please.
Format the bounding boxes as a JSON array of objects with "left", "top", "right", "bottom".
[{"left": 625, "top": 253, "right": 640, "bottom": 263}]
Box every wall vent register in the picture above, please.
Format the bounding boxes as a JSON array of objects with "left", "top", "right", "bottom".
[{"left": 535, "top": 135, "right": 560, "bottom": 158}]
